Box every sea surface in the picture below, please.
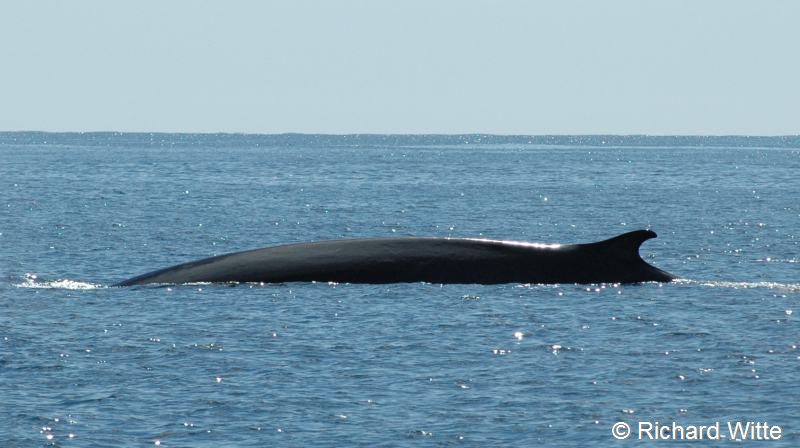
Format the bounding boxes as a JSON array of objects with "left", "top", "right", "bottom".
[{"left": 1, "top": 133, "right": 798, "bottom": 446}]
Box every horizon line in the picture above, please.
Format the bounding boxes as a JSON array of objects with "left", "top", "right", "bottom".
[{"left": 2, "top": 130, "right": 799, "bottom": 138}]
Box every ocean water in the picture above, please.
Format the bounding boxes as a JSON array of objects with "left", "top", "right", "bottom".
[{"left": 1, "top": 133, "right": 798, "bottom": 446}]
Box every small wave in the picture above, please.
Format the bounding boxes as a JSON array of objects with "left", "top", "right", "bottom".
[
  {"left": 14, "top": 273, "right": 105, "bottom": 290},
  {"left": 674, "top": 278, "right": 800, "bottom": 293}
]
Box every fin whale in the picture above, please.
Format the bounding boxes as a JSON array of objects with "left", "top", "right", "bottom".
[{"left": 115, "top": 230, "right": 675, "bottom": 286}]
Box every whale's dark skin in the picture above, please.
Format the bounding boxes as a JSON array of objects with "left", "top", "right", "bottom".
[{"left": 115, "top": 230, "right": 675, "bottom": 286}]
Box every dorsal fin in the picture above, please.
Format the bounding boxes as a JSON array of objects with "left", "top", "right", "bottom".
[{"left": 584, "top": 230, "right": 657, "bottom": 259}]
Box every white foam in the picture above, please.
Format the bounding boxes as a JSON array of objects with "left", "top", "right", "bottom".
[
  {"left": 674, "top": 278, "right": 800, "bottom": 293},
  {"left": 15, "top": 273, "right": 105, "bottom": 290}
]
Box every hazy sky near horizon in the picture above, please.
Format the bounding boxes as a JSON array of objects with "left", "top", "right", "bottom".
[{"left": 2, "top": 1, "right": 798, "bottom": 134}]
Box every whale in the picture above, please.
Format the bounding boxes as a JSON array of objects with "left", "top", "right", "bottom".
[{"left": 114, "top": 229, "right": 675, "bottom": 286}]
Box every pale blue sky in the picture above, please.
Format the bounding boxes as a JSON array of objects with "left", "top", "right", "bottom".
[{"left": 1, "top": 1, "right": 798, "bottom": 134}]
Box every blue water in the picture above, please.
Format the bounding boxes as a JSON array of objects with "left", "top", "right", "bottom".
[{"left": 1, "top": 133, "right": 798, "bottom": 446}]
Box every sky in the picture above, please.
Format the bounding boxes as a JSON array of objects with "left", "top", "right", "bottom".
[{"left": 1, "top": 1, "right": 798, "bottom": 135}]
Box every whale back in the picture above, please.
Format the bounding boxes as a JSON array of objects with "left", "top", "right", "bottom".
[{"left": 115, "top": 230, "right": 675, "bottom": 286}]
